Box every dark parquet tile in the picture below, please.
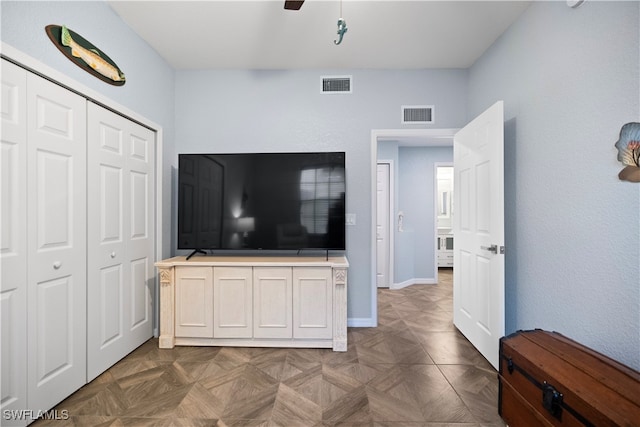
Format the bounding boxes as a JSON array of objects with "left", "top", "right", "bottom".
[{"left": 32, "top": 268, "right": 505, "bottom": 427}]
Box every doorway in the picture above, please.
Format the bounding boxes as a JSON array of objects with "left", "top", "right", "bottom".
[
  {"left": 370, "top": 128, "right": 456, "bottom": 323},
  {"left": 371, "top": 102, "right": 504, "bottom": 368},
  {"left": 436, "top": 164, "right": 454, "bottom": 272}
]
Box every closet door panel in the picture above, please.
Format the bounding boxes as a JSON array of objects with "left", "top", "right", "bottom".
[
  {"left": 126, "top": 120, "right": 154, "bottom": 339},
  {"left": 26, "top": 71, "right": 87, "bottom": 413},
  {"left": 87, "top": 103, "right": 154, "bottom": 381},
  {"left": 87, "top": 104, "right": 126, "bottom": 381},
  {"left": 0, "top": 59, "right": 28, "bottom": 423}
]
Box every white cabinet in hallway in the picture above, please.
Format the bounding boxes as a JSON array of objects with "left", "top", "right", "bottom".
[{"left": 437, "top": 234, "right": 454, "bottom": 267}]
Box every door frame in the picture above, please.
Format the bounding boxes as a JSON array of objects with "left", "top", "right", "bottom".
[
  {"left": 376, "top": 160, "right": 394, "bottom": 288},
  {"left": 2, "top": 42, "right": 164, "bottom": 337},
  {"left": 370, "top": 128, "right": 457, "bottom": 326}
]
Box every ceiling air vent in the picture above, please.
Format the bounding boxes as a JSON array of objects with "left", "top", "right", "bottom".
[
  {"left": 402, "top": 105, "right": 434, "bottom": 124},
  {"left": 321, "top": 75, "right": 352, "bottom": 94}
]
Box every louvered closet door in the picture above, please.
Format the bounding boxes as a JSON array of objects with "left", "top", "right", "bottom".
[
  {"left": 26, "top": 72, "right": 87, "bottom": 412},
  {"left": 1, "top": 59, "right": 28, "bottom": 423},
  {"left": 87, "top": 102, "right": 155, "bottom": 381}
]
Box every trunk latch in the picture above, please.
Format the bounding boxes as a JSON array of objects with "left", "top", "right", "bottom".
[{"left": 542, "top": 382, "right": 564, "bottom": 420}]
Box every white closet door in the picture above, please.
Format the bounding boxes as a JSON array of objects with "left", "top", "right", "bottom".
[
  {"left": 26, "top": 72, "right": 87, "bottom": 412},
  {"left": 87, "top": 102, "right": 154, "bottom": 381},
  {"left": 1, "top": 59, "right": 28, "bottom": 424}
]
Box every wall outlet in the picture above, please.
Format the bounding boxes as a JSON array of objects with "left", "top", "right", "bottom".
[{"left": 345, "top": 213, "right": 356, "bottom": 225}]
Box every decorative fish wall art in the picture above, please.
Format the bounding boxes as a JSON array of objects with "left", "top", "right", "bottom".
[
  {"left": 45, "top": 24, "right": 125, "bottom": 86},
  {"left": 615, "top": 122, "right": 640, "bottom": 182}
]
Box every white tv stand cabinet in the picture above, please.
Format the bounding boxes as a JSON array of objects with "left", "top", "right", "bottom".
[{"left": 155, "top": 255, "right": 349, "bottom": 351}]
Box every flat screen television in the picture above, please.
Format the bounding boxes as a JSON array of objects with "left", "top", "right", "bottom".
[{"left": 178, "top": 152, "right": 346, "bottom": 256}]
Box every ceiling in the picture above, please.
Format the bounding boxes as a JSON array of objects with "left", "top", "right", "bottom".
[{"left": 107, "top": 0, "right": 531, "bottom": 70}]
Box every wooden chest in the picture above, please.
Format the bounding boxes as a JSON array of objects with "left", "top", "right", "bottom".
[{"left": 498, "top": 329, "right": 640, "bottom": 426}]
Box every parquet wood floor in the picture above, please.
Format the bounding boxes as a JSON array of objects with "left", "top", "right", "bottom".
[{"left": 32, "top": 269, "right": 505, "bottom": 427}]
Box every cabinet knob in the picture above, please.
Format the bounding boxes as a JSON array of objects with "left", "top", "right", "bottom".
[
  {"left": 111, "top": 252, "right": 116, "bottom": 258},
  {"left": 53, "top": 261, "right": 62, "bottom": 269}
]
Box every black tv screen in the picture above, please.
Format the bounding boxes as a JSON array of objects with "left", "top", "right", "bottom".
[{"left": 178, "top": 152, "right": 346, "bottom": 252}]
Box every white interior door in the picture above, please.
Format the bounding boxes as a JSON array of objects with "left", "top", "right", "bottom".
[
  {"left": 1, "top": 59, "right": 28, "bottom": 423},
  {"left": 87, "top": 102, "right": 155, "bottom": 381},
  {"left": 26, "top": 71, "right": 87, "bottom": 412},
  {"left": 376, "top": 162, "right": 391, "bottom": 288},
  {"left": 453, "top": 100, "right": 505, "bottom": 370}
]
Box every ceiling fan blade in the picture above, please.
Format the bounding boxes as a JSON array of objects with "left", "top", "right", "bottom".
[{"left": 284, "top": 1, "right": 304, "bottom": 10}]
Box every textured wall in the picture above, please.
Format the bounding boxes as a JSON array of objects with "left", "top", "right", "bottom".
[
  {"left": 397, "top": 146, "right": 453, "bottom": 283},
  {"left": 174, "top": 69, "right": 467, "bottom": 320},
  {"left": 468, "top": 1, "right": 640, "bottom": 369},
  {"left": 1, "top": 0, "right": 176, "bottom": 259},
  {"left": 397, "top": 146, "right": 453, "bottom": 284}
]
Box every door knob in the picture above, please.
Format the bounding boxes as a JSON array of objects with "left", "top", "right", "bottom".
[
  {"left": 481, "top": 244, "right": 497, "bottom": 253},
  {"left": 481, "top": 244, "right": 504, "bottom": 254}
]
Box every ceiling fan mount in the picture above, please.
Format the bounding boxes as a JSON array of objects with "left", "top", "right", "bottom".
[{"left": 284, "top": 1, "right": 304, "bottom": 11}]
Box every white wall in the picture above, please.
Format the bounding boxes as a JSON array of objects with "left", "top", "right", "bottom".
[
  {"left": 468, "top": 1, "right": 640, "bottom": 369},
  {"left": 174, "top": 69, "right": 467, "bottom": 321},
  {"left": 397, "top": 146, "right": 453, "bottom": 283},
  {"left": 1, "top": 0, "right": 176, "bottom": 258}
]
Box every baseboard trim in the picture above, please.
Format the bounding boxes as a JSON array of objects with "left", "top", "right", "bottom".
[
  {"left": 390, "top": 277, "right": 437, "bottom": 290},
  {"left": 348, "top": 317, "right": 377, "bottom": 327}
]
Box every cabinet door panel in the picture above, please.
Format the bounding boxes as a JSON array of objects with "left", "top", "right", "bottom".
[
  {"left": 27, "top": 71, "right": 87, "bottom": 413},
  {"left": 175, "top": 267, "right": 213, "bottom": 338},
  {"left": 214, "top": 267, "right": 252, "bottom": 338},
  {"left": 254, "top": 267, "right": 292, "bottom": 339},
  {"left": 293, "top": 268, "right": 332, "bottom": 339}
]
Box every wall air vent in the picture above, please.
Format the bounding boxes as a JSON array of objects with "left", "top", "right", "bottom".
[
  {"left": 402, "top": 105, "right": 434, "bottom": 124},
  {"left": 321, "top": 75, "right": 352, "bottom": 94}
]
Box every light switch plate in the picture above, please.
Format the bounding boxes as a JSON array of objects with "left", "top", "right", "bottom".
[{"left": 345, "top": 213, "right": 356, "bottom": 225}]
